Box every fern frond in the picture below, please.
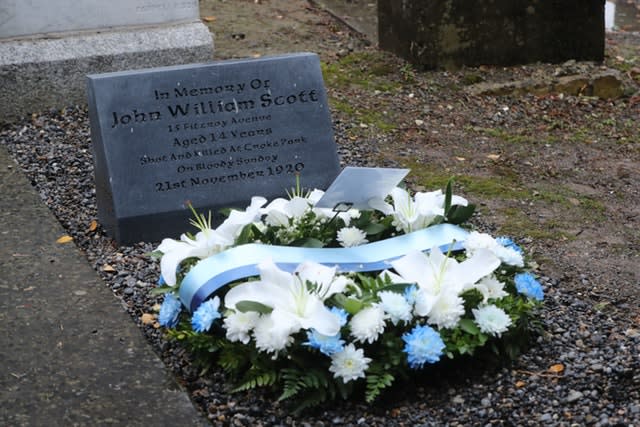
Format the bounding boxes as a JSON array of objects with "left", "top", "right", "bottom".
[{"left": 365, "top": 372, "right": 395, "bottom": 403}]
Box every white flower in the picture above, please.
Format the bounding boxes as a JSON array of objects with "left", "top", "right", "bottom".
[
  {"left": 388, "top": 247, "right": 500, "bottom": 328},
  {"left": 261, "top": 196, "right": 310, "bottom": 227},
  {"left": 223, "top": 311, "right": 260, "bottom": 344},
  {"left": 464, "top": 231, "right": 524, "bottom": 267},
  {"left": 309, "top": 189, "right": 361, "bottom": 225},
  {"left": 252, "top": 315, "right": 294, "bottom": 354},
  {"left": 224, "top": 260, "right": 346, "bottom": 337},
  {"left": 472, "top": 304, "right": 512, "bottom": 337},
  {"left": 217, "top": 196, "right": 267, "bottom": 238},
  {"left": 156, "top": 229, "right": 234, "bottom": 287},
  {"left": 349, "top": 305, "right": 386, "bottom": 343},
  {"left": 369, "top": 187, "right": 467, "bottom": 233},
  {"left": 391, "top": 248, "right": 501, "bottom": 301},
  {"left": 426, "top": 291, "right": 466, "bottom": 329},
  {"left": 378, "top": 291, "right": 412, "bottom": 325},
  {"left": 337, "top": 226, "right": 368, "bottom": 248},
  {"left": 471, "top": 276, "right": 509, "bottom": 303},
  {"left": 156, "top": 197, "right": 266, "bottom": 287},
  {"left": 329, "top": 344, "right": 371, "bottom": 383}
]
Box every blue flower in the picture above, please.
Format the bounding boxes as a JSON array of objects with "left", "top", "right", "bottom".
[
  {"left": 330, "top": 307, "right": 349, "bottom": 327},
  {"left": 403, "top": 284, "right": 419, "bottom": 305},
  {"left": 514, "top": 273, "right": 544, "bottom": 301},
  {"left": 157, "top": 275, "right": 166, "bottom": 286},
  {"left": 191, "top": 296, "right": 221, "bottom": 332},
  {"left": 158, "top": 293, "right": 182, "bottom": 328},
  {"left": 402, "top": 325, "right": 445, "bottom": 368},
  {"left": 496, "top": 236, "right": 523, "bottom": 254},
  {"left": 304, "top": 329, "right": 345, "bottom": 356}
]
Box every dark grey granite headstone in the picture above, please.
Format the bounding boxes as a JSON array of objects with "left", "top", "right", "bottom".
[{"left": 87, "top": 53, "right": 340, "bottom": 244}]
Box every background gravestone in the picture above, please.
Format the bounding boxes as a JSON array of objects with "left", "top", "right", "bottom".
[
  {"left": 87, "top": 52, "right": 341, "bottom": 244},
  {"left": 378, "top": 0, "right": 605, "bottom": 70},
  {"left": 0, "top": 0, "right": 213, "bottom": 121}
]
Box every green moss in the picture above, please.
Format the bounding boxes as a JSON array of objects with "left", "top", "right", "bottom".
[
  {"left": 328, "top": 97, "right": 396, "bottom": 132},
  {"left": 461, "top": 73, "right": 484, "bottom": 85},
  {"left": 321, "top": 52, "right": 402, "bottom": 92},
  {"left": 474, "top": 127, "right": 533, "bottom": 144},
  {"left": 403, "top": 162, "right": 528, "bottom": 199}
]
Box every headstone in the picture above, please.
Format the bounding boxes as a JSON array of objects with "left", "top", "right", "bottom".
[
  {"left": 378, "top": 0, "right": 605, "bottom": 70},
  {"left": 87, "top": 53, "right": 341, "bottom": 244},
  {"left": 0, "top": 0, "right": 213, "bottom": 121}
]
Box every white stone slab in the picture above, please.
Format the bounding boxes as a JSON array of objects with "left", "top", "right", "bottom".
[{"left": 0, "top": 0, "right": 200, "bottom": 38}]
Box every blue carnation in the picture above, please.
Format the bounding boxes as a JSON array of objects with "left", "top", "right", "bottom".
[
  {"left": 191, "top": 297, "right": 221, "bottom": 333},
  {"left": 304, "top": 329, "right": 345, "bottom": 356},
  {"left": 330, "top": 306, "right": 349, "bottom": 327},
  {"left": 496, "top": 236, "right": 523, "bottom": 254},
  {"left": 514, "top": 273, "right": 544, "bottom": 301},
  {"left": 158, "top": 293, "right": 182, "bottom": 328},
  {"left": 402, "top": 325, "right": 445, "bottom": 369}
]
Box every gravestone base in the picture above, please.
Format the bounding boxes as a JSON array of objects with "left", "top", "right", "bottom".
[
  {"left": 0, "top": 22, "right": 213, "bottom": 121},
  {"left": 378, "top": 0, "right": 605, "bottom": 70}
]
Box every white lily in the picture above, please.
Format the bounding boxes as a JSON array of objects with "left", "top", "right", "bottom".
[
  {"left": 388, "top": 247, "right": 500, "bottom": 327},
  {"left": 217, "top": 196, "right": 267, "bottom": 239},
  {"left": 225, "top": 260, "right": 347, "bottom": 337},
  {"left": 369, "top": 187, "right": 468, "bottom": 233},
  {"left": 261, "top": 196, "right": 311, "bottom": 227},
  {"left": 157, "top": 197, "right": 267, "bottom": 287}
]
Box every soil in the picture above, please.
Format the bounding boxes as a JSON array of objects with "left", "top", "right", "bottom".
[{"left": 201, "top": 0, "right": 640, "bottom": 312}]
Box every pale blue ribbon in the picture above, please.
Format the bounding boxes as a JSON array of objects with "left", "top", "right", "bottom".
[{"left": 179, "top": 223, "right": 469, "bottom": 312}]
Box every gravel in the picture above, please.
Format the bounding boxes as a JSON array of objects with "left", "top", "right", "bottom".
[{"left": 1, "top": 106, "right": 639, "bottom": 426}]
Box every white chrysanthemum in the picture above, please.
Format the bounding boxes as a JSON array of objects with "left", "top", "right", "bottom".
[
  {"left": 336, "top": 226, "right": 368, "bottom": 248},
  {"left": 427, "top": 292, "right": 465, "bottom": 329},
  {"left": 329, "top": 344, "right": 371, "bottom": 383},
  {"left": 223, "top": 311, "right": 260, "bottom": 344},
  {"left": 464, "top": 231, "right": 524, "bottom": 267},
  {"left": 472, "top": 304, "right": 512, "bottom": 337},
  {"left": 252, "top": 315, "right": 294, "bottom": 354},
  {"left": 473, "top": 276, "right": 509, "bottom": 303},
  {"left": 349, "top": 305, "right": 386, "bottom": 344},
  {"left": 378, "top": 291, "right": 412, "bottom": 325}
]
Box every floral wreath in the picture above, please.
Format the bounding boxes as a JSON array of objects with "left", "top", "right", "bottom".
[{"left": 152, "top": 177, "right": 544, "bottom": 411}]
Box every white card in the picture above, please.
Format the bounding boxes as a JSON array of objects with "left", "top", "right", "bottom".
[{"left": 315, "top": 167, "right": 409, "bottom": 210}]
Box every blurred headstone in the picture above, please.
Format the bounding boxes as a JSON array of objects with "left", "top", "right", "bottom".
[{"left": 378, "top": 0, "right": 605, "bottom": 70}]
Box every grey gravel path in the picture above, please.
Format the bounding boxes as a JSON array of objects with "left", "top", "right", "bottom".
[{"left": 0, "top": 146, "right": 206, "bottom": 426}]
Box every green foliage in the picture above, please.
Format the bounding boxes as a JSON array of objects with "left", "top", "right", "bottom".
[
  {"left": 365, "top": 369, "right": 395, "bottom": 403},
  {"left": 441, "top": 323, "right": 489, "bottom": 358},
  {"left": 232, "top": 367, "right": 278, "bottom": 392}
]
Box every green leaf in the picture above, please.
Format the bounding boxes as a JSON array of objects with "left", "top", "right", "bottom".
[
  {"left": 459, "top": 318, "right": 480, "bottom": 335},
  {"left": 377, "top": 283, "right": 413, "bottom": 294},
  {"left": 235, "top": 223, "right": 254, "bottom": 245},
  {"left": 447, "top": 204, "right": 476, "bottom": 224},
  {"left": 334, "top": 294, "right": 363, "bottom": 314},
  {"left": 149, "top": 286, "right": 173, "bottom": 296},
  {"left": 365, "top": 372, "right": 395, "bottom": 403},
  {"left": 235, "top": 300, "right": 273, "bottom": 314},
  {"left": 290, "top": 237, "right": 325, "bottom": 248},
  {"left": 444, "top": 179, "right": 453, "bottom": 213},
  {"left": 363, "top": 222, "right": 387, "bottom": 235}
]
